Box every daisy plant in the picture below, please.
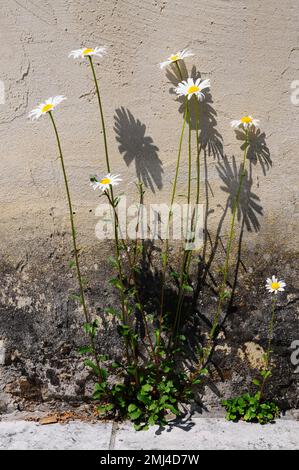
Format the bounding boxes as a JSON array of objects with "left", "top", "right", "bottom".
[
  {"left": 29, "top": 96, "right": 103, "bottom": 383},
  {"left": 169, "top": 77, "right": 211, "bottom": 350},
  {"left": 29, "top": 43, "right": 282, "bottom": 430},
  {"left": 158, "top": 50, "right": 211, "bottom": 356},
  {"left": 222, "top": 277, "right": 285, "bottom": 424},
  {"left": 159, "top": 48, "right": 194, "bottom": 69},
  {"left": 210, "top": 116, "right": 260, "bottom": 340},
  {"left": 70, "top": 47, "right": 140, "bottom": 379},
  {"left": 257, "top": 276, "right": 286, "bottom": 398},
  {"left": 90, "top": 173, "right": 122, "bottom": 192},
  {"left": 157, "top": 54, "right": 191, "bottom": 352},
  {"left": 89, "top": 176, "right": 186, "bottom": 429},
  {"left": 69, "top": 46, "right": 110, "bottom": 173},
  {"left": 191, "top": 115, "right": 259, "bottom": 384}
]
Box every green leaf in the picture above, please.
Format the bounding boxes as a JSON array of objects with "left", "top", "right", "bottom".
[
  {"left": 161, "top": 253, "right": 167, "bottom": 265},
  {"left": 178, "top": 334, "right": 186, "bottom": 342},
  {"left": 117, "top": 324, "right": 131, "bottom": 337},
  {"left": 97, "top": 403, "right": 114, "bottom": 414},
  {"left": 129, "top": 409, "right": 142, "bottom": 420},
  {"left": 111, "top": 361, "right": 122, "bottom": 369},
  {"left": 105, "top": 306, "right": 121, "bottom": 318},
  {"left": 69, "top": 293, "right": 83, "bottom": 305},
  {"left": 78, "top": 345, "right": 94, "bottom": 355},
  {"left": 100, "top": 368, "right": 108, "bottom": 381},
  {"left": 141, "top": 384, "right": 153, "bottom": 393},
  {"left": 170, "top": 270, "right": 180, "bottom": 280},
  {"left": 252, "top": 378, "right": 261, "bottom": 386},
  {"left": 260, "top": 370, "right": 272, "bottom": 379},
  {"left": 108, "top": 256, "right": 118, "bottom": 268},
  {"left": 221, "top": 290, "right": 231, "bottom": 300},
  {"left": 192, "top": 378, "right": 201, "bottom": 385},
  {"left": 134, "top": 423, "right": 143, "bottom": 431},
  {"left": 98, "top": 354, "right": 109, "bottom": 362},
  {"left": 84, "top": 359, "right": 100, "bottom": 376},
  {"left": 128, "top": 404, "right": 137, "bottom": 412},
  {"left": 109, "top": 278, "right": 123, "bottom": 291},
  {"left": 83, "top": 320, "right": 99, "bottom": 337},
  {"left": 182, "top": 284, "right": 193, "bottom": 292}
]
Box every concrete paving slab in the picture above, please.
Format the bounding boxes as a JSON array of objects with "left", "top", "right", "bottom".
[
  {"left": 114, "top": 418, "right": 299, "bottom": 450},
  {"left": 0, "top": 418, "right": 298, "bottom": 450},
  {"left": 0, "top": 420, "right": 112, "bottom": 450}
]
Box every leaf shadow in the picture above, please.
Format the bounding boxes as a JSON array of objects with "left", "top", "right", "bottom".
[{"left": 114, "top": 107, "right": 163, "bottom": 193}]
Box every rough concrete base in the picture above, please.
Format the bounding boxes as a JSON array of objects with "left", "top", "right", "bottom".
[
  {"left": 0, "top": 418, "right": 298, "bottom": 450},
  {"left": 1, "top": 238, "right": 299, "bottom": 414}
]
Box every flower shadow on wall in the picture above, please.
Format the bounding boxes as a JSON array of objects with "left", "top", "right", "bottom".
[
  {"left": 113, "top": 107, "right": 163, "bottom": 193},
  {"left": 166, "top": 62, "right": 223, "bottom": 293},
  {"left": 166, "top": 64, "right": 224, "bottom": 160},
  {"left": 217, "top": 155, "right": 264, "bottom": 233},
  {"left": 235, "top": 128, "right": 272, "bottom": 176},
  {"left": 189, "top": 155, "right": 264, "bottom": 337},
  {"left": 195, "top": 123, "right": 271, "bottom": 300}
]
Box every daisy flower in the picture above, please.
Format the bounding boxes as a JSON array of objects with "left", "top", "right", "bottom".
[
  {"left": 175, "top": 77, "right": 210, "bottom": 101},
  {"left": 160, "top": 49, "right": 194, "bottom": 69},
  {"left": 28, "top": 96, "right": 66, "bottom": 121},
  {"left": 68, "top": 47, "right": 106, "bottom": 59},
  {"left": 90, "top": 174, "right": 122, "bottom": 192},
  {"left": 231, "top": 115, "right": 260, "bottom": 130},
  {"left": 265, "top": 275, "right": 286, "bottom": 294}
]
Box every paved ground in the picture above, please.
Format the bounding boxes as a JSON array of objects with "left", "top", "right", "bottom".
[{"left": 0, "top": 417, "right": 298, "bottom": 450}]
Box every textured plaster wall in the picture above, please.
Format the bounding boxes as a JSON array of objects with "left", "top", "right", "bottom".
[
  {"left": 0, "top": 0, "right": 299, "bottom": 254},
  {"left": 0, "top": 1, "right": 299, "bottom": 412}
]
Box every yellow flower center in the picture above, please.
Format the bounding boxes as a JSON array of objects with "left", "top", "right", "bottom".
[
  {"left": 83, "top": 48, "right": 94, "bottom": 56},
  {"left": 188, "top": 85, "right": 200, "bottom": 94},
  {"left": 42, "top": 103, "right": 54, "bottom": 113},
  {"left": 170, "top": 54, "right": 179, "bottom": 61},
  {"left": 100, "top": 177, "right": 111, "bottom": 185},
  {"left": 241, "top": 116, "right": 252, "bottom": 124},
  {"left": 271, "top": 282, "right": 280, "bottom": 290}
]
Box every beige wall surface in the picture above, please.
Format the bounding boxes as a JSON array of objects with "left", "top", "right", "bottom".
[{"left": 1, "top": 0, "right": 299, "bottom": 255}]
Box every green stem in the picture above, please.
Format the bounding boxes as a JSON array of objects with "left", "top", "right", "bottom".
[
  {"left": 48, "top": 111, "right": 102, "bottom": 382},
  {"left": 157, "top": 102, "right": 188, "bottom": 352},
  {"left": 190, "top": 130, "right": 250, "bottom": 381},
  {"left": 157, "top": 60, "right": 187, "bottom": 352},
  {"left": 171, "top": 95, "right": 201, "bottom": 348},
  {"left": 106, "top": 191, "right": 157, "bottom": 368},
  {"left": 88, "top": 56, "right": 138, "bottom": 378},
  {"left": 210, "top": 129, "right": 249, "bottom": 339},
  {"left": 195, "top": 98, "right": 201, "bottom": 206},
  {"left": 171, "top": 104, "right": 192, "bottom": 343},
  {"left": 88, "top": 56, "right": 110, "bottom": 173},
  {"left": 260, "top": 296, "right": 276, "bottom": 400},
  {"left": 109, "top": 193, "right": 133, "bottom": 370}
]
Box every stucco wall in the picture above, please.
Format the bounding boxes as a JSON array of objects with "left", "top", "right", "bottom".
[
  {"left": 0, "top": 0, "right": 299, "bottom": 254},
  {"left": 0, "top": 1, "right": 299, "bottom": 413}
]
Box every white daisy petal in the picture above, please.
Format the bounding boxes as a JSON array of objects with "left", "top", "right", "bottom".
[
  {"left": 159, "top": 48, "right": 194, "bottom": 69},
  {"left": 90, "top": 173, "right": 122, "bottom": 192},
  {"left": 175, "top": 77, "right": 210, "bottom": 101},
  {"left": 160, "top": 60, "right": 171, "bottom": 69},
  {"left": 231, "top": 115, "right": 260, "bottom": 130},
  {"left": 265, "top": 275, "right": 286, "bottom": 294},
  {"left": 199, "top": 79, "right": 210, "bottom": 90},
  {"left": 69, "top": 46, "right": 106, "bottom": 60},
  {"left": 28, "top": 95, "right": 66, "bottom": 121}
]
